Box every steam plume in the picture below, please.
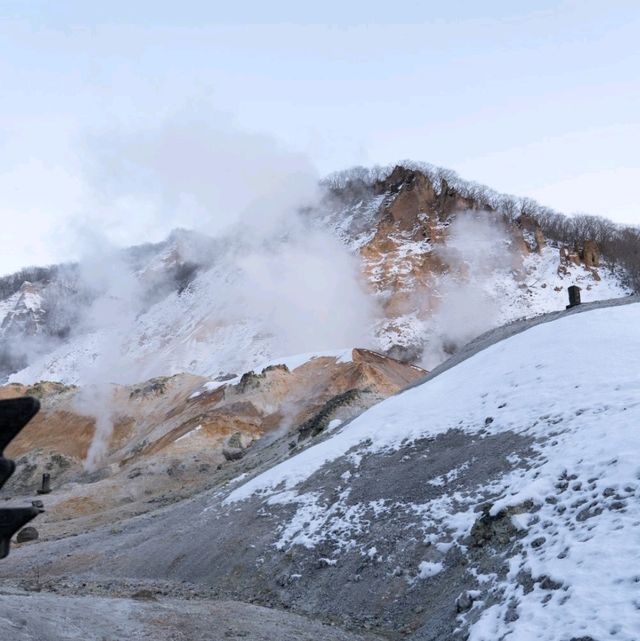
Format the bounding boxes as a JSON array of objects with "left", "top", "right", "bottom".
[
  {"left": 60, "top": 111, "right": 377, "bottom": 470},
  {"left": 421, "top": 211, "right": 520, "bottom": 368}
]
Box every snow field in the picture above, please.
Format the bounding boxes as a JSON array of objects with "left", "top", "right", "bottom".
[{"left": 227, "top": 303, "right": 640, "bottom": 641}]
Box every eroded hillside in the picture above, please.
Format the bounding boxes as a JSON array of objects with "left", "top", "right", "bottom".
[{"left": 1, "top": 349, "right": 423, "bottom": 538}]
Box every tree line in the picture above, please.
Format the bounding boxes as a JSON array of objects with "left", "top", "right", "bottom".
[{"left": 325, "top": 162, "right": 640, "bottom": 291}]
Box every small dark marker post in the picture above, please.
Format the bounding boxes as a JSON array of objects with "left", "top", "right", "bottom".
[
  {"left": 566, "top": 285, "right": 581, "bottom": 309},
  {"left": 37, "top": 473, "right": 51, "bottom": 495}
]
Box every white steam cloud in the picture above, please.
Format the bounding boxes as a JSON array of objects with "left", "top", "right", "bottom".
[
  {"left": 421, "top": 211, "right": 520, "bottom": 369},
  {"left": 78, "top": 111, "right": 319, "bottom": 246},
  {"left": 58, "top": 111, "right": 377, "bottom": 471},
  {"left": 72, "top": 241, "right": 147, "bottom": 471},
  {"left": 231, "top": 225, "right": 375, "bottom": 356}
]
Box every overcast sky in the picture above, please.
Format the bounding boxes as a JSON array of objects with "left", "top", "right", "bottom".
[{"left": 1, "top": 1, "right": 639, "bottom": 275}]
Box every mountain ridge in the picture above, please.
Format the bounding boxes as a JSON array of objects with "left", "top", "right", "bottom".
[{"left": 0, "top": 161, "right": 632, "bottom": 386}]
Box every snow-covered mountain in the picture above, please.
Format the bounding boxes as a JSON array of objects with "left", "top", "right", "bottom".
[
  {"left": 0, "top": 163, "right": 630, "bottom": 386},
  {"left": 321, "top": 163, "right": 630, "bottom": 364},
  {"left": 1, "top": 163, "right": 638, "bottom": 640},
  {"left": 3, "top": 297, "right": 638, "bottom": 641}
]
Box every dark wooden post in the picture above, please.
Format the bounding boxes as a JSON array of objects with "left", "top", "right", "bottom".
[
  {"left": 37, "top": 473, "right": 51, "bottom": 495},
  {"left": 566, "top": 285, "right": 581, "bottom": 309}
]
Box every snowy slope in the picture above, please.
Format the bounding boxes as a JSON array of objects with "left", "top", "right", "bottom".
[
  {"left": 2, "top": 162, "right": 633, "bottom": 385},
  {"left": 0, "top": 290, "right": 22, "bottom": 326},
  {"left": 0, "top": 282, "right": 46, "bottom": 333},
  {"left": 8, "top": 256, "right": 364, "bottom": 386},
  {"left": 374, "top": 240, "right": 630, "bottom": 367},
  {"left": 499, "top": 244, "right": 629, "bottom": 320},
  {"left": 8, "top": 238, "right": 630, "bottom": 386},
  {"left": 226, "top": 302, "right": 640, "bottom": 641}
]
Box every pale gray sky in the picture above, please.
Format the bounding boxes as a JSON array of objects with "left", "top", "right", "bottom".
[{"left": 1, "top": 1, "right": 639, "bottom": 274}]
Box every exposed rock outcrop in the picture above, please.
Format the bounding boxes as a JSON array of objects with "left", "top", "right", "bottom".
[
  {"left": 1, "top": 349, "right": 424, "bottom": 535},
  {"left": 581, "top": 240, "right": 600, "bottom": 267}
]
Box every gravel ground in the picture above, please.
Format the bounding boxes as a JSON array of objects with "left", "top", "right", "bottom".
[{"left": 0, "top": 587, "right": 378, "bottom": 641}]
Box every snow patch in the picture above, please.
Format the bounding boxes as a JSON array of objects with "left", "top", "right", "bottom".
[
  {"left": 175, "top": 424, "right": 202, "bottom": 443},
  {"left": 418, "top": 561, "right": 444, "bottom": 579}
]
